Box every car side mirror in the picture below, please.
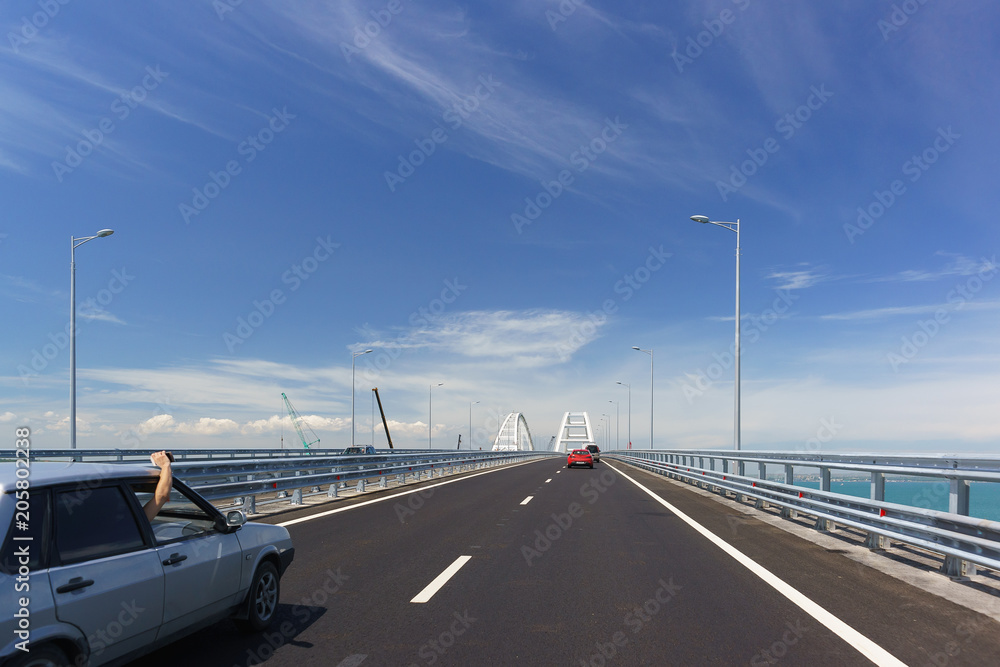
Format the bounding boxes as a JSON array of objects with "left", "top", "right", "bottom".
[{"left": 225, "top": 510, "right": 247, "bottom": 530}]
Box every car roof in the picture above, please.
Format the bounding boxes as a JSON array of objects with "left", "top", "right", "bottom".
[
  {"left": 0, "top": 461, "right": 156, "bottom": 491},
  {"left": 569, "top": 449, "right": 591, "bottom": 453}
]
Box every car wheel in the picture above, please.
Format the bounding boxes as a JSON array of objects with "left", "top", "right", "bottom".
[
  {"left": 239, "top": 561, "right": 280, "bottom": 632},
  {"left": 589, "top": 464, "right": 594, "bottom": 468},
  {"left": 6, "top": 644, "right": 69, "bottom": 667}
]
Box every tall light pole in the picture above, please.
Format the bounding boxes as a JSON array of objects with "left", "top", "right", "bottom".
[
  {"left": 632, "top": 346, "right": 653, "bottom": 449},
  {"left": 468, "top": 400, "right": 479, "bottom": 450},
  {"left": 616, "top": 381, "right": 631, "bottom": 449},
  {"left": 429, "top": 383, "right": 443, "bottom": 448},
  {"left": 70, "top": 229, "right": 114, "bottom": 450},
  {"left": 690, "top": 214, "right": 741, "bottom": 451},
  {"left": 609, "top": 400, "right": 619, "bottom": 449},
  {"left": 351, "top": 349, "right": 372, "bottom": 447}
]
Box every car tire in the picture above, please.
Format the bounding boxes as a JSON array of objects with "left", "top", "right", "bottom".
[
  {"left": 238, "top": 561, "right": 280, "bottom": 633},
  {"left": 588, "top": 464, "right": 594, "bottom": 469},
  {"left": 6, "top": 644, "right": 69, "bottom": 667}
]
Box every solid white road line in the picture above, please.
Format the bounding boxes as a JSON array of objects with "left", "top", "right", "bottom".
[
  {"left": 334, "top": 655, "right": 367, "bottom": 667},
  {"left": 411, "top": 555, "right": 472, "bottom": 603},
  {"left": 277, "top": 459, "right": 544, "bottom": 527},
  {"left": 520, "top": 496, "right": 533, "bottom": 505},
  {"left": 610, "top": 464, "right": 906, "bottom": 667}
]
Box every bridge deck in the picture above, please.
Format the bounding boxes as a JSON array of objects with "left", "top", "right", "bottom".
[{"left": 135, "top": 458, "right": 1000, "bottom": 666}]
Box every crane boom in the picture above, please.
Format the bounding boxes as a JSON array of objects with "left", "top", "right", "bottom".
[
  {"left": 372, "top": 387, "right": 393, "bottom": 449},
  {"left": 281, "top": 392, "right": 320, "bottom": 449}
]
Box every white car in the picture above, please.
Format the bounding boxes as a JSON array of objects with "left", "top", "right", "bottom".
[{"left": 0, "top": 462, "right": 294, "bottom": 667}]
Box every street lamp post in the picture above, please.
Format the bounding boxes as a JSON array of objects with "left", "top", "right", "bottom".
[
  {"left": 70, "top": 229, "right": 114, "bottom": 450},
  {"left": 351, "top": 349, "right": 372, "bottom": 447},
  {"left": 632, "top": 346, "right": 653, "bottom": 449},
  {"left": 616, "top": 381, "right": 630, "bottom": 449},
  {"left": 690, "top": 215, "right": 741, "bottom": 451},
  {"left": 468, "top": 400, "right": 479, "bottom": 450},
  {"left": 429, "top": 383, "right": 443, "bottom": 448},
  {"left": 609, "top": 400, "right": 619, "bottom": 449}
]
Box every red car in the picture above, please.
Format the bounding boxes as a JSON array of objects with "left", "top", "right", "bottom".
[{"left": 567, "top": 449, "right": 594, "bottom": 469}]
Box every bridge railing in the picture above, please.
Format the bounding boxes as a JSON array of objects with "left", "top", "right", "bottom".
[
  {"left": 606, "top": 449, "right": 1000, "bottom": 579},
  {"left": 5, "top": 448, "right": 557, "bottom": 514}
]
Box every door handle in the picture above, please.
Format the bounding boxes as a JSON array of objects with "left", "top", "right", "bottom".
[
  {"left": 56, "top": 577, "right": 95, "bottom": 594},
  {"left": 162, "top": 553, "right": 188, "bottom": 566}
]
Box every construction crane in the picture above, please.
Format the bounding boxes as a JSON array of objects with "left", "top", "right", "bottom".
[
  {"left": 372, "top": 387, "right": 394, "bottom": 449},
  {"left": 281, "top": 392, "right": 320, "bottom": 449}
]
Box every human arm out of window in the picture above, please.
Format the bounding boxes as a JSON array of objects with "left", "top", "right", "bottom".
[{"left": 143, "top": 451, "right": 173, "bottom": 522}]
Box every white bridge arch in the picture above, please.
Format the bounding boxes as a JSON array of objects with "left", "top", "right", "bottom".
[
  {"left": 551, "top": 411, "right": 595, "bottom": 453},
  {"left": 492, "top": 412, "right": 534, "bottom": 451}
]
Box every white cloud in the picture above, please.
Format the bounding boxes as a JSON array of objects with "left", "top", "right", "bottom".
[
  {"left": 0, "top": 411, "right": 16, "bottom": 422},
  {"left": 820, "top": 299, "right": 1000, "bottom": 321},
  {"left": 867, "top": 253, "right": 997, "bottom": 284},
  {"left": 765, "top": 269, "right": 827, "bottom": 291},
  {"left": 364, "top": 309, "right": 603, "bottom": 367}
]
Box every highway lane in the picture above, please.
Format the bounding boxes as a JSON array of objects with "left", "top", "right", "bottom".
[{"left": 135, "top": 457, "right": 1000, "bottom": 666}]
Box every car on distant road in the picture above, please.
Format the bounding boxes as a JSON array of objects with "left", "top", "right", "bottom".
[
  {"left": 585, "top": 444, "right": 600, "bottom": 463},
  {"left": 0, "top": 461, "right": 295, "bottom": 667},
  {"left": 342, "top": 446, "right": 377, "bottom": 455},
  {"left": 567, "top": 449, "right": 594, "bottom": 469}
]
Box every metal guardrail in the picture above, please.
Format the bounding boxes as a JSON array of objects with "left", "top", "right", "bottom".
[
  {"left": 1, "top": 448, "right": 419, "bottom": 462},
  {"left": 607, "top": 450, "right": 1000, "bottom": 578},
  {"left": 4, "top": 448, "right": 558, "bottom": 514}
]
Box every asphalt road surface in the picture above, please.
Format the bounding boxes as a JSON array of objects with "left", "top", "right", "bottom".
[{"left": 135, "top": 457, "right": 1000, "bottom": 666}]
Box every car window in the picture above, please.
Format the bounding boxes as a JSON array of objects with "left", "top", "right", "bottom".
[
  {"left": 55, "top": 485, "right": 146, "bottom": 564},
  {"left": 0, "top": 490, "right": 50, "bottom": 573},
  {"left": 130, "top": 481, "right": 217, "bottom": 544}
]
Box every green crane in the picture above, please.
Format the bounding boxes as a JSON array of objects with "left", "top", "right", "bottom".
[{"left": 281, "top": 392, "right": 320, "bottom": 449}]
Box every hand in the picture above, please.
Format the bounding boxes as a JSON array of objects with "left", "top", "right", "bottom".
[{"left": 150, "top": 450, "right": 172, "bottom": 468}]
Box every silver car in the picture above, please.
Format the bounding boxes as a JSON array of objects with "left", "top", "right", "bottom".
[{"left": 0, "top": 462, "right": 294, "bottom": 667}]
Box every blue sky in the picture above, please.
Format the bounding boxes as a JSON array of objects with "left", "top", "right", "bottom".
[{"left": 2, "top": 1, "right": 999, "bottom": 454}]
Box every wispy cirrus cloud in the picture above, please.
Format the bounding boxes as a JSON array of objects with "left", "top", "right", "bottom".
[
  {"left": 820, "top": 299, "right": 1000, "bottom": 321},
  {"left": 865, "top": 253, "right": 996, "bottom": 283},
  {"left": 765, "top": 265, "right": 831, "bottom": 290}
]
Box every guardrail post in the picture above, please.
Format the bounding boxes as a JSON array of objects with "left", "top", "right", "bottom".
[
  {"left": 814, "top": 516, "right": 836, "bottom": 533},
  {"left": 357, "top": 480, "right": 366, "bottom": 493},
  {"left": 870, "top": 472, "right": 885, "bottom": 503},
  {"left": 949, "top": 478, "right": 970, "bottom": 516},
  {"left": 380, "top": 476, "right": 387, "bottom": 488},
  {"left": 865, "top": 532, "right": 889, "bottom": 551},
  {"left": 754, "top": 464, "right": 769, "bottom": 509},
  {"left": 941, "top": 556, "right": 976, "bottom": 579},
  {"left": 327, "top": 484, "right": 338, "bottom": 498},
  {"left": 820, "top": 468, "right": 831, "bottom": 492},
  {"left": 290, "top": 488, "right": 302, "bottom": 505},
  {"left": 243, "top": 495, "right": 257, "bottom": 514},
  {"left": 779, "top": 466, "right": 798, "bottom": 516}
]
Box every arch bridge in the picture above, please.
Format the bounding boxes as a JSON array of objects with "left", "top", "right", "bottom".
[
  {"left": 492, "top": 412, "right": 534, "bottom": 451},
  {"left": 551, "top": 411, "right": 595, "bottom": 453}
]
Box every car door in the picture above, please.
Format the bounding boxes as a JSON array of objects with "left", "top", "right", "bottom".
[
  {"left": 130, "top": 480, "right": 243, "bottom": 639},
  {"left": 49, "top": 483, "right": 164, "bottom": 666}
]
